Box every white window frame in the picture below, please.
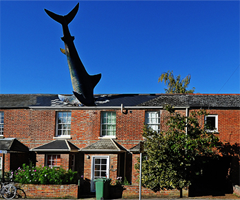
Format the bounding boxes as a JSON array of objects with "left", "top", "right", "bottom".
[
  {"left": 46, "top": 154, "right": 61, "bottom": 168},
  {"left": 0, "top": 157, "right": 2, "bottom": 170},
  {"left": 101, "top": 112, "right": 116, "bottom": 137},
  {"left": 205, "top": 115, "right": 218, "bottom": 132},
  {"left": 145, "top": 111, "right": 160, "bottom": 133},
  {"left": 91, "top": 156, "right": 109, "bottom": 192},
  {"left": 0, "top": 112, "right": 4, "bottom": 136},
  {"left": 55, "top": 111, "right": 71, "bottom": 138}
]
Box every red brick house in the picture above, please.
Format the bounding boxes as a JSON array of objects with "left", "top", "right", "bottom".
[{"left": 0, "top": 93, "right": 239, "bottom": 193}]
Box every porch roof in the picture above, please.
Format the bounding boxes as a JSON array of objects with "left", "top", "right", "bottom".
[
  {"left": 0, "top": 138, "right": 29, "bottom": 153},
  {"left": 129, "top": 142, "right": 141, "bottom": 153},
  {"left": 31, "top": 140, "right": 79, "bottom": 152},
  {"left": 81, "top": 138, "right": 126, "bottom": 152}
]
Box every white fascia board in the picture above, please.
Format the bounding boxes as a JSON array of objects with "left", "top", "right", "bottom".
[{"left": 29, "top": 106, "right": 189, "bottom": 110}]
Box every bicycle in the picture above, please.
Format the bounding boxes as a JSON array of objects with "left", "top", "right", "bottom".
[
  {"left": 15, "top": 187, "right": 26, "bottom": 199},
  {"left": 0, "top": 182, "right": 16, "bottom": 200}
]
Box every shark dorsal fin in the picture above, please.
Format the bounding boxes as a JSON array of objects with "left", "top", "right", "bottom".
[{"left": 91, "top": 74, "right": 102, "bottom": 88}]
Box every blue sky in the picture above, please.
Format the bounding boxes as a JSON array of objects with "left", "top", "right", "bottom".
[{"left": 0, "top": 1, "right": 239, "bottom": 95}]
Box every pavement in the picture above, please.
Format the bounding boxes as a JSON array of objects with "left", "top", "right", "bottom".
[
  {"left": 24, "top": 196, "right": 240, "bottom": 200},
  {"left": 22, "top": 197, "right": 240, "bottom": 200},
  {"left": 22, "top": 193, "right": 240, "bottom": 200}
]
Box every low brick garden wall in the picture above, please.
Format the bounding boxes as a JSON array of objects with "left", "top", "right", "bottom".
[
  {"left": 16, "top": 183, "right": 78, "bottom": 198},
  {"left": 16, "top": 183, "right": 188, "bottom": 199},
  {"left": 122, "top": 185, "right": 188, "bottom": 198}
]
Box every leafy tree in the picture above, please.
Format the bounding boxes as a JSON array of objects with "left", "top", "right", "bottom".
[
  {"left": 135, "top": 105, "right": 221, "bottom": 197},
  {"left": 158, "top": 71, "right": 195, "bottom": 94}
]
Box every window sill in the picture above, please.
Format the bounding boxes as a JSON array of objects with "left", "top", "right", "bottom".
[
  {"left": 53, "top": 135, "right": 72, "bottom": 140},
  {"left": 205, "top": 130, "right": 218, "bottom": 133},
  {"left": 99, "top": 136, "right": 116, "bottom": 139}
]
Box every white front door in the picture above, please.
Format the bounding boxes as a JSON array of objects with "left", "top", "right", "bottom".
[{"left": 91, "top": 156, "right": 109, "bottom": 192}]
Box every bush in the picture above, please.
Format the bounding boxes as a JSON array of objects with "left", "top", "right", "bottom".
[{"left": 12, "top": 164, "right": 77, "bottom": 184}]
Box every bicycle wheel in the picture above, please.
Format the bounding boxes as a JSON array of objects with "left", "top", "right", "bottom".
[
  {"left": 2, "top": 184, "right": 16, "bottom": 200},
  {"left": 15, "top": 188, "right": 26, "bottom": 199}
]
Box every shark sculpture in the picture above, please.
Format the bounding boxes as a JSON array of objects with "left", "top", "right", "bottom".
[{"left": 45, "top": 3, "right": 101, "bottom": 106}]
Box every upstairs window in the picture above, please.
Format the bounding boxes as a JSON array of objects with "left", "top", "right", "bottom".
[
  {"left": 0, "top": 112, "right": 4, "bottom": 135},
  {"left": 0, "top": 157, "right": 2, "bottom": 170},
  {"left": 56, "top": 112, "right": 71, "bottom": 136},
  {"left": 101, "top": 112, "right": 116, "bottom": 137},
  {"left": 145, "top": 111, "right": 160, "bottom": 133},
  {"left": 205, "top": 115, "right": 218, "bottom": 132}
]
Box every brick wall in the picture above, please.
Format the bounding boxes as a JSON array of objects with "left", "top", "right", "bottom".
[
  {"left": 0, "top": 107, "right": 239, "bottom": 186},
  {"left": 16, "top": 183, "right": 78, "bottom": 198},
  {"left": 131, "top": 154, "right": 139, "bottom": 185},
  {"left": 3, "top": 108, "right": 238, "bottom": 152},
  {"left": 122, "top": 185, "right": 188, "bottom": 198},
  {"left": 70, "top": 109, "right": 146, "bottom": 149},
  {"left": 3, "top": 109, "right": 55, "bottom": 148},
  {"left": 206, "top": 109, "right": 240, "bottom": 145}
]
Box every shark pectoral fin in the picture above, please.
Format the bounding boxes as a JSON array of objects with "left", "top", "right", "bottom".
[
  {"left": 91, "top": 73, "right": 102, "bottom": 88},
  {"left": 60, "top": 48, "right": 66, "bottom": 55}
]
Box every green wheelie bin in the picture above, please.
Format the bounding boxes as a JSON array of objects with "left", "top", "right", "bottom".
[{"left": 94, "top": 178, "right": 111, "bottom": 200}]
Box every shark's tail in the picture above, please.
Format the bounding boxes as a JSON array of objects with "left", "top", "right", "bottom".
[{"left": 44, "top": 3, "right": 79, "bottom": 25}]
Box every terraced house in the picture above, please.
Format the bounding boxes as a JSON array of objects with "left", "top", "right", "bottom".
[{"left": 0, "top": 93, "right": 239, "bottom": 193}]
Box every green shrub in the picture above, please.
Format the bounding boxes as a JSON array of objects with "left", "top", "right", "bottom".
[{"left": 12, "top": 164, "right": 77, "bottom": 184}]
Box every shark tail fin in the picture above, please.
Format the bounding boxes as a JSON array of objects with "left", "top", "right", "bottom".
[
  {"left": 44, "top": 3, "right": 79, "bottom": 25},
  {"left": 91, "top": 74, "right": 102, "bottom": 88}
]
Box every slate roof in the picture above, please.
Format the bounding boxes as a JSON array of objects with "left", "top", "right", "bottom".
[
  {"left": 0, "top": 94, "right": 239, "bottom": 108},
  {"left": 81, "top": 139, "right": 126, "bottom": 152},
  {"left": 0, "top": 94, "right": 159, "bottom": 108},
  {"left": 0, "top": 138, "right": 29, "bottom": 152},
  {"left": 138, "top": 94, "right": 240, "bottom": 108},
  {"left": 129, "top": 143, "right": 141, "bottom": 153},
  {"left": 95, "top": 94, "right": 159, "bottom": 106},
  {"left": 31, "top": 140, "right": 79, "bottom": 152},
  {"left": 0, "top": 94, "right": 59, "bottom": 108}
]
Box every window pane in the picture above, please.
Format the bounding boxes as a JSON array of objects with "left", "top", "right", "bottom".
[
  {"left": 206, "top": 116, "right": 217, "bottom": 130},
  {"left": 102, "top": 130, "right": 107, "bottom": 136},
  {"left": 145, "top": 111, "right": 160, "bottom": 133},
  {"left": 56, "top": 112, "right": 71, "bottom": 136},
  {"left": 95, "top": 165, "right": 100, "bottom": 170},
  {"left": 101, "top": 159, "right": 107, "bottom": 164},
  {"left": 101, "top": 165, "right": 106, "bottom": 170},
  {"left": 95, "top": 159, "right": 100, "bottom": 164},
  {"left": 95, "top": 171, "right": 100, "bottom": 177},
  {"left": 101, "top": 112, "right": 116, "bottom": 136},
  {"left": 47, "top": 154, "right": 60, "bottom": 167}
]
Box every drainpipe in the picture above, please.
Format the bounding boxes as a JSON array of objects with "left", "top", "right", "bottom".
[
  {"left": 124, "top": 152, "right": 126, "bottom": 181},
  {"left": 183, "top": 107, "right": 189, "bottom": 198},
  {"left": 185, "top": 107, "right": 189, "bottom": 135}
]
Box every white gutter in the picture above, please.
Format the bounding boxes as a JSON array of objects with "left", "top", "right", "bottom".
[{"left": 28, "top": 106, "right": 190, "bottom": 110}]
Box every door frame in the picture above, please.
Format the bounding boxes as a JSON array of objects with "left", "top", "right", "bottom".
[{"left": 91, "top": 155, "right": 110, "bottom": 192}]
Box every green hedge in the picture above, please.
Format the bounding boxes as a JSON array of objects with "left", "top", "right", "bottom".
[{"left": 11, "top": 164, "right": 77, "bottom": 184}]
